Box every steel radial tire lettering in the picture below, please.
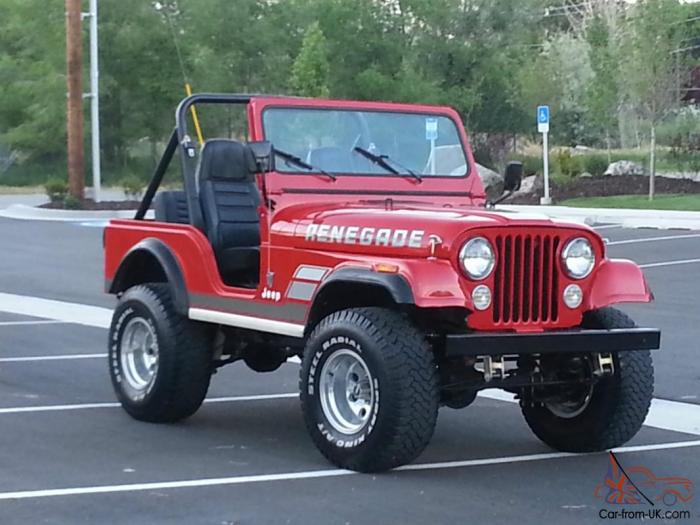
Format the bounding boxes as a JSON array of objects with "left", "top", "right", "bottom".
[
  {"left": 521, "top": 307, "right": 654, "bottom": 452},
  {"left": 300, "top": 307, "right": 439, "bottom": 472},
  {"left": 109, "top": 283, "right": 213, "bottom": 423}
]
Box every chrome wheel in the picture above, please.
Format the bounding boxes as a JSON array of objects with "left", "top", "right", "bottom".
[
  {"left": 120, "top": 317, "right": 159, "bottom": 395},
  {"left": 319, "top": 349, "right": 375, "bottom": 435},
  {"left": 544, "top": 385, "right": 593, "bottom": 419}
]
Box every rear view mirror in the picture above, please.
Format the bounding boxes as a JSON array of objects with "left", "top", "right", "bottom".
[
  {"left": 248, "top": 141, "right": 276, "bottom": 173},
  {"left": 504, "top": 161, "right": 523, "bottom": 193}
]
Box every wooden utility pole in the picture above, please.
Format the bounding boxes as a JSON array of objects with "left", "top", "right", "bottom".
[{"left": 65, "top": 0, "right": 85, "bottom": 200}]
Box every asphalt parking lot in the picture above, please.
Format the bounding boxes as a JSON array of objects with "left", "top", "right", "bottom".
[{"left": 0, "top": 218, "right": 698, "bottom": 524}]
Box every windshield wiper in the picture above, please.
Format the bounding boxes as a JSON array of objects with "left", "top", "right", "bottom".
[
  {"left": 353, "top": 147, "right": 422, "bottom": 182},
  {"left": 274, "top": 148, "right": 337, "bottom": 181}
]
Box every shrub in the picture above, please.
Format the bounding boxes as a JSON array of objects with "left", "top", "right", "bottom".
[
  {"left": 579, "top": 154, "right": 609, "bottom": 176},
  {"left": 63, "top": 195, "right": 82, "bottom": 209},
  {"left": 506, "top": 154, "right": 541, "bottom": 176},
  {"left": 44, "top": 177, "right": 68, "bottom": 203},
  {"left": 121, "top": 175, "right": 145, "bottom": 200},
  {"left": 554, "top": 149, "right": 582, "bottom": 178}
]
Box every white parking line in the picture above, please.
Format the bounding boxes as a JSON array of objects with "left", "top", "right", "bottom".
[
  {"left": 647, "top": 398, "right": 700, "bottom": 436},
  {"left": 0, "top": 293, "right": 111, "bottom": 329},
  {"left": 593, "top": 225, "right": 621, "bottom": 231},
  {"left": 0, "top": 353, "right": 106, "bottom": 363},
  {"left": 639, "top": 258, "right": 700, "bottom": 269},
  {"left": 0, "top": 320, "right": 67, "bottom": 327},
  {"left": 0, "top": 439, "right": 697, "bottom": 501},
  {"left": 2, "top": 295, "right": 699, "bottom": 435},
  {"left": 607, "top": 233, "right": 700, "bottom": 246},
  {"left": 0, "top": 382, "right": 697, "bottom": 438},
  {"left": 478, "top": 390, "right": 700, "bottom": 436},
  {"left": 0, "top": 393, "right": 298, "bottom": 414}
]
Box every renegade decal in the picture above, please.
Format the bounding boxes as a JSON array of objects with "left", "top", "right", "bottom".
[{"left": 305, "top": 224, "right": 425, "bottom": 248}]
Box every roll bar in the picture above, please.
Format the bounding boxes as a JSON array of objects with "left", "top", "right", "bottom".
[{"left": 135, "top": 93, "right": 254, "bottom": 231}]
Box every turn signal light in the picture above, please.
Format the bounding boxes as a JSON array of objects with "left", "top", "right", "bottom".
[{"left": 373, "top": 263, "right": 399, "bottom": 274}]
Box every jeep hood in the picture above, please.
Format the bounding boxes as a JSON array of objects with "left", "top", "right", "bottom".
[{"left": 271, "top": 202, "right": 587, "bottom": 256}]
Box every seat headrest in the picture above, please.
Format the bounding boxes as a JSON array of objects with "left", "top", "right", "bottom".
[{"left": 198, "top": 139, "right": 258, "bottom": 182}]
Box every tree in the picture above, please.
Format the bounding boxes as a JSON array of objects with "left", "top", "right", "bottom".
[
  {"left": 0, "top": 0, "right": 66, "bottom": 163},
  {"left": 623, "top": 0, "right": 688, "bottom": 200},
  {"left": 291, "top": 22, "right": 330, "bottom": 98},
  {"left": 585, "top": 13, "right": 622, "bottom": 158}
]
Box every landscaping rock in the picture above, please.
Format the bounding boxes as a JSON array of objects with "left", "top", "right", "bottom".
[
  {"left": 656, "top": 171, "right": 700, "bottom": 183},
  {"left": 476, "top": 163, "right": 504, "bottom": 200},
  {"left": 604, "top": 160, "right": 644, "bottom": 176},
  {"left": 518, "top": 174, "right": 541, "bottom": 194}
]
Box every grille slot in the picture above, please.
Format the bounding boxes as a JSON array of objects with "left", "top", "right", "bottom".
[{"left": 493, "top": 234, "right": 560, "bottom": 325}]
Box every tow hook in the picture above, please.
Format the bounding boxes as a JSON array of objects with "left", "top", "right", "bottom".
[
  {"left": 593, "top": 353, "right": 615, "bottom": 376},
  {"left": 479, "top": 355, "right": 505, "bottom": 382}
]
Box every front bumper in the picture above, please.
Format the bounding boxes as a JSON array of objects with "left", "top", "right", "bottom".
[{"left": 444, "top": 328, "right": 660, "bottom": 358}]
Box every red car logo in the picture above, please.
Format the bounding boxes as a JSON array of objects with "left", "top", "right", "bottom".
[{"left": 594, "top": 453, "right": 693, "bottom": 507}]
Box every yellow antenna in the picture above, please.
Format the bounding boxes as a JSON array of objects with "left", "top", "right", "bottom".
[
  {"left": 161, "top": 4, "right": 205, "bottom": 146},
  {"left": 185, "top": 83, "right": 205, "bottom": 146}
]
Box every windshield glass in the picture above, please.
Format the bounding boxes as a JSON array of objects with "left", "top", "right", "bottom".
[{"left": 263, "top": 108, "right": 469, "bottom": 177}]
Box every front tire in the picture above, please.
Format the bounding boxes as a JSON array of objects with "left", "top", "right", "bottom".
[
  {"left": 522, "top": 307, "right": 653, "bottom": 452},
  {"left": 109, "top": 284, "right": 213, "bottom": 423},
  {"left": 300, "top": 308, "right": 439, "bottom": 472}
]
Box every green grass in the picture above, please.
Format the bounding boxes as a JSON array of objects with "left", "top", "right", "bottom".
[{"left": 561, "top": 194, "right": 700, "bottom": 211}]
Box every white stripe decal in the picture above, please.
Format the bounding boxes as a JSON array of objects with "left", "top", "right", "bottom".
[
  {"left": 0, "top": 440, "right": 698, "bottom": 500},
  {"left": 188, "top": 308, "right": 304, "bottom": 338},
  {"left": 286, "top": 281, "right": 317, "bottom": 301},
  {"left": 293, "top": 266, "right": 329, "bottom": 282}
]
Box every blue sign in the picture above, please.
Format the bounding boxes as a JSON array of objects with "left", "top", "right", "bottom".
[
  {"left": 537, "top": 105, "right": 550, "bottom": 133},
  {"left": 425, "top": 118, "right": 438, "bottom": 141}
]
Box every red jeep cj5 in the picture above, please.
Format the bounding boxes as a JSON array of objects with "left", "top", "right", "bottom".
[{"left": 104, "top": 94, "right": 660, "bottom": 472}]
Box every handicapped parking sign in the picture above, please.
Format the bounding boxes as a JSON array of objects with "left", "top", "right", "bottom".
[{"left": 537, "top": 105, "right": 550, "bottom": 133}]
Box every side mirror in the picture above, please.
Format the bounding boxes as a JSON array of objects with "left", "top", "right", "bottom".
[
  {"left": 504, "top": 161, "right": 523, "bottom": 193},
  {"left": 248, "top": 141, "right": 276, "bottom": 173}
]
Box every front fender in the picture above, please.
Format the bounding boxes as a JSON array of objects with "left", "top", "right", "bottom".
[
  {"left": 394, "top": 259, "right": 473, "bottom": 310},
  {"left": 585, "top": 258, "right": 653, "bottom": 310}
]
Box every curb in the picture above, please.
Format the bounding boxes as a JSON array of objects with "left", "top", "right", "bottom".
[
  {"left": 501, "top": 204, "right": 700, "bottom": 230},
  {"left": 0, "top": 204, "right": 148, "bottom": 222},
  {"left": 1, "top": 202, "right": 698, "bottom": 230}
]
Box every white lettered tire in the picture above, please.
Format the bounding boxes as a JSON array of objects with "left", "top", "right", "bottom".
[
  {"left": 300, "top": 307, "right": 439, "bottom": 472},
  {"left": 109, "top": 284, "right": 213, "bottom": 423}
]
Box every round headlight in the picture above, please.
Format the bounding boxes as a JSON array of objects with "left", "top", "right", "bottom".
[
  {"left": 563, "top": 284, "right": 583, "bottom": 308},
  {"left": 460, "top": 237, "right": 495, "bottom": 280},
  {"left": 562, "top": 237, "right": 595, "bottom": 279},
  {"left": 472, "top": 285, "right": 492, "bottom": 311}
]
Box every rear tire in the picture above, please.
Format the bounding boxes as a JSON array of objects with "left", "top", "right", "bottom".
[
  {"left": 521, "top": 307, "right": 653, "bottom": 452},
  {"left": 109, "top": 284, "right": 213, "bottom": 423},
  {"left": 300, "top": 307, "right": 439, "bottom": 472}
]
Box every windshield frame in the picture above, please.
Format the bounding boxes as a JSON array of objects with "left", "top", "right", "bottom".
[{"left": 261, "top": 105, "right": 472, "bottom": 180}]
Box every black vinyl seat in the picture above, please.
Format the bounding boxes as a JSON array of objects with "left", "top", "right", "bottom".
[
  {"left": 197, "top": 139, "right": 261, "bottom": 287},
  {"left": 154, "top": 191, "right": 189, "bottom": 224}
]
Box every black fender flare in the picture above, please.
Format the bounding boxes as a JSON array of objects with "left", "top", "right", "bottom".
[
  {"left": 108, "top": 238, "right": 189, "bottom": 315},
  {"left": 315, "top": 267, "right": 415, "bottom": 305}
]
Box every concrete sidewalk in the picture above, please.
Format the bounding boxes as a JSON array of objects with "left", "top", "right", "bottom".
[
  {"left": 1, "top": 193, "right": 699, "bottom": 229},
  {"left": 502, "top": 204, "right": 700, "bottom": 230}
]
